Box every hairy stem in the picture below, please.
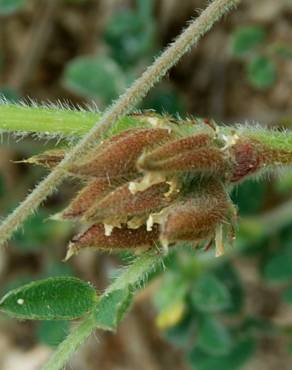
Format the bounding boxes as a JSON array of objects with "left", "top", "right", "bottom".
[
  {"left": 41, "top": 253, "right": 160, "bottom": 370},
  {"left": 41, "top": 313, "right": 96, "bottom": 370},
  {"left": 0, "top": 103, "right": 101, "bottom": 137},
  {"left": 0, "top": 0, "right": 241, "bottom": 247}
]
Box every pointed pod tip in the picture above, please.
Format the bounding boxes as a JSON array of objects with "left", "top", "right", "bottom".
[
  {"left": 13, "top": 158, "right": 33, "bottom": 164},
  {"left": 49, "top": 212, "right": 64, "bottom": 222},
  {"left": 64, "top": 244, "right": 77, "bottom": 261}
]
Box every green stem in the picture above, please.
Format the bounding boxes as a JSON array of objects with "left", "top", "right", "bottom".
[
  {"left": 41, "top": 313, "right": 96, "bottom": 370},
  {"left": 0, "top": 102, "right": 100, "bottom": 137},
  {"left": 2, "top": 103, "right": 292, "bottom": 153},
  {"left": 41, "top": 253, "right": 160, "bottom": 370}
]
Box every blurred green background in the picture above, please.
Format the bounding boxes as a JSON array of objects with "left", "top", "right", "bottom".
[{"left": 0, "top": 0, "right": 292, "bottom": 369}]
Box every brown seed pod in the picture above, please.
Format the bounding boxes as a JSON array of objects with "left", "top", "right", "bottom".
[
  {"left": 22, "top": 149, "right": 65, "bottom": 169},
  {"left": 138, "top": 132, "right": 214, "bottom": 168},
  {"left": 66, "top": 223, "right": 160, "bottom": 259},
  {"left": 60, "top": 178, "right": 115, "bottom": 220},
  {"left": 139, "top": 147, "right": 228, "bottom": 176},
  {"left": 159, "top": 180, "right": 230, "bottom": 246},
  {"left": 84, "top": 181, "right": 175, "bottom": 223},
  {"left": 69, "top": 128, "right": 174, "bottom": 179}
]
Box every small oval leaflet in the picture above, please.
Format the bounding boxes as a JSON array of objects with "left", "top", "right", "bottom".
[{"left": 0, "top": 277, "right": 98, "bottom": 320}]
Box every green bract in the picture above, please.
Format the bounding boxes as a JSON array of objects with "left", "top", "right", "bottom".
[{"left": 95, "top": 288, "right": 133, "bottom": 331}]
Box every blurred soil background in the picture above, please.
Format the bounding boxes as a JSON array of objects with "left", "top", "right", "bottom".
[{"left": 0, "top": 0, "right": 292, "bottom": 369}]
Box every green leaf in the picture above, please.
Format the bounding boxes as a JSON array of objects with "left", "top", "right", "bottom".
[
  {"left": 0, "top": 0, "right": 24, "bottom": 15},
  {"left": 63, "top": 56, "right": 126, "bottom": 103},
  {"left": 189, "top": 338, "right": 256, "bottom": 370},
  {"left": 0, "top": 277, "right": 97, "bottom": 320},
  {"left": 197, "top": 315, "right": 232, "bottom": 356},
  {"left": 264, "top": 252, "right": 292, "bottom": 282},
  {"left": 37, "top": 321, "right": 69, "bottom": 347},
  {"left": 190, "top": 274, "right": 231, "bottom": 312},
  {"left": 95, "top": 288, "right": 133, "bottom": 331},
  {"left": 247, "top": 56, "right": 277, "bottom": 89},
  {"left": 283, "top": 287, "right": 292, "bottom": 304},
  {"left": 231, "top": 26, "right": 266, "bottom": 56}
]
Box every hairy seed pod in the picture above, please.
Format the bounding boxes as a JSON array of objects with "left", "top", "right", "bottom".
[
  {"left": 138, "top": 133, "right": 214, "bottom": 168},
  {"left": 60, "top": 178, "right": 115, "bottom": 219},
  {"left": 159, "top": 180, "right": 230, "bottom": 245},
  {"left": 139, "top": 147, "right": 228, "bottom": 176},
  {"left": 69, "top": 128, "right": 173, "bottom": 179},
  {"left": 66, "top": 224, "right": 160, "bottom": 259},
  {"left": 84, "top": 181, "right": 174, "bottom": 223}
]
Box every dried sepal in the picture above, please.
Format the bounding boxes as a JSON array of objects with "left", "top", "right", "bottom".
[{"left": 66, "top": 224, "right": 160, "bottom": 259}]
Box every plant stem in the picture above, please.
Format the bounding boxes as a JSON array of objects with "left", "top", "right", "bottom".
[
  {"left": 2, "top": 103, "right": 292, "bottom": 152},
  {"left": 0, "top": 0, "right": 241, "bottom": 247},
  {"left": 41, "top": 253, "right": 160, "bottom": 370},
  {"left": 41, "top": 313, "right": 96, "bottom": 370},
  {"left": 0, "top": 103, "right": 100, "bottom": 137}
]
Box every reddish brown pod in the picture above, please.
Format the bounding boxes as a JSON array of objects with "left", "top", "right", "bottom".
[
  {"left": 60, "top": 178, "right": 114, "bottom": 220},
  {"left": 138, "top": 132, "right": 214, "bottom": 168},
  {"left": 158, "top": 180, "right": 231, "bottom": 248},
  {"left": 84, "top": 181, "right": 175, "bottom": 224},
  {"left": 66, "top": 223, "right": 160, "bottom": 259},
  {"left": 139, "top": 146, "right": 228, "bottom": 177},
  {"left": 69, "top": 127, "right": 174, "bottom": 179}
]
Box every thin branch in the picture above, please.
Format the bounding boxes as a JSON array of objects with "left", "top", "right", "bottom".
[{"left": 0, "top": 0, "right": 241, "bottom": 247}]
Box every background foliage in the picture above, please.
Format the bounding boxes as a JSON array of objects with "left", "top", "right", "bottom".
[{"left": 0, "top": 1, "right": 292, "bottom": 369}]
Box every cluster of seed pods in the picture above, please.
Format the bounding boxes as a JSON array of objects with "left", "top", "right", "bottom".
[{"left": 27, "top": 113, "right": 292, "bottom": 259}]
